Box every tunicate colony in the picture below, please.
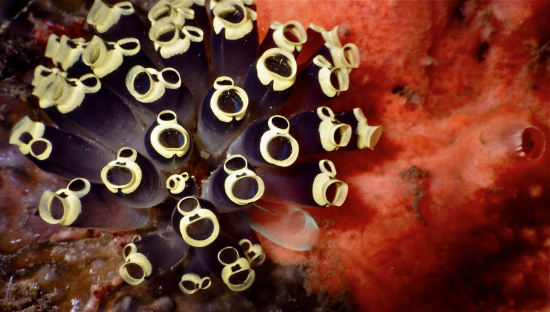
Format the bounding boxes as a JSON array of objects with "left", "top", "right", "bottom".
[{"left": 9, "top": 0, "right": 382, "bottom": 294}]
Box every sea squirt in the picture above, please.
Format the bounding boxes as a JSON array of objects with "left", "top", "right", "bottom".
[{"left": 8, "top": 0, "right": 382, "bottom": 299}]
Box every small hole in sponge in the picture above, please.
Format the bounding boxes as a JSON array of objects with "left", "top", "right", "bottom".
[
  {"left": 392, "top": 86, "right": 405, "bottom": 94},
  {"left": 521, "top": 127, "right": 544, "bottom": 159},
  {"left": 476, "top": 41, "right": 489, "bottom": 62}
]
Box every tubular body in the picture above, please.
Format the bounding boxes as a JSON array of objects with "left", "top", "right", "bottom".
[
  {"left": 295, "top": 24, "right": 334, "bottom": 68},
  {"left": 125, "top": 65, "right": 195, "bottom": 127},
  {"left": 258, "top": 21, "right": 307, "bottom": 57},
  {"left": 197, "top": 77, "right": 249, "bottom": 158},
  {"left": 119, "top": 232, "right": 190, "bottom": 285},
  {"left": 171, "top": 196, "right": 220, "bottom": 247},
  {"left": 289, "top": 106, "right": 352, "bottom": 154},
  {"left": 211, "top": 0, "right": 258, "bottom": 81},
  {"left": 149, "top": 0, "right": 212, "bottom": 57},
  {"left": 82, "top": 36, "right": 157, "bottom": 111},
  {"left": 284, "top": 55, "right": 349, "bottom": 114},
  {"left": 303, "top": 24, "right": 359, "bottom": 74},
  {"left": 334, "top": 108, "right": 383, "bottom": 150},
  {"left": 202, "top": 155, "right": 265, "bottom": 213},
  {"left": 243, "top": 48, "right": 297, "bottom": 118},
  {"left": 179, "top": 253, "right": 211, "bottom": 294},
  {"left": 148, "top": 0, "right": 195, "bottom": 28},
  {"left": 149, "top": 17, "right": 211, "bottom": 99},
  {"left": 144, "top": 110, "right": 193, "bottom": 171},
  {"left": 30, "top": 66, "right": 87, "bottom": 134},
  {"left": 101, "top": 147, "right": 167, "bottom": 208},
  {"left": 166, "top": 172, "right": 197, "bottom": 199},
  {"left": 87, "top": 0, "right": 158, "bottom": 65},
  {"left": 299, "top": 23, "right": 359, "bottom": 73},
  {"left": 195, "top": 233, "right": 255, "bottom": 292},
  {"left": 315, "top": 42, "right": 360, "bottom": 73},
  {"left": 222, "top": 212, "right": 266, "bottom": 267},
  {"left": 39, "top": 178, "right": 149, "bottom": 231},
  {"left": 9, "top": 116, "right": 115, "bottom": 184},
  {"left": 257, "top": 159, "right": 348, "bottom": 207},
  {"left": 227, "top": 115, "right": 299, "bottom": 167},
  {"left": 188, "top": 0, "right": 210, "bottom": 31},
  {"left": 45, "top": 34, "right": 91, "bottom": 78},
  {"left": 147, "top": 0, "right": 209, "bottom": 29},
  {"left": 31, "top": 66, "right": 147, "bottom": 151}
]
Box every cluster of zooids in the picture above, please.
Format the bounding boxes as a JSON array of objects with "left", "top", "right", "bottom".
[{"left": 9, "top": 0, "right": 382, "bottom": 294}]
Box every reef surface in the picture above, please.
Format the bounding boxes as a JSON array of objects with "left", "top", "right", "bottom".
[{"left": 0, "top": 0, "right": 549, "bottom": 311}]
